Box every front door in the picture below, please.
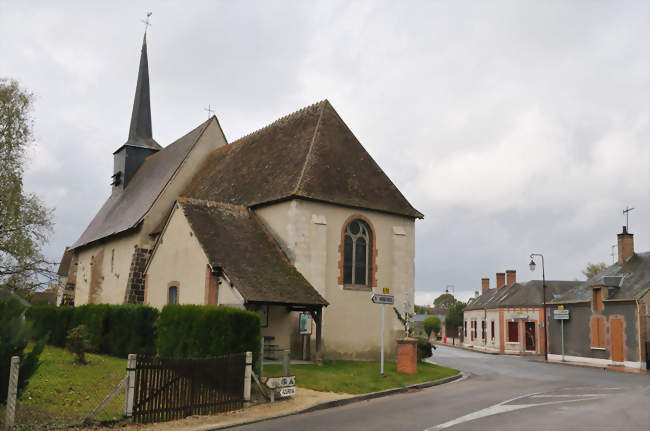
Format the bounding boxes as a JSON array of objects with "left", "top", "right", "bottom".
[
  {"left": 610, "top": 316, "right": 624, "bottom": 363},
  {"left": 525, "top": 321, "right": 536, "bottom": 351}
]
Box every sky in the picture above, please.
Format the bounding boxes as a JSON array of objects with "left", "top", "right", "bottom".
[{"left": 1, "top": 0, "right": 648, "bottom": 304}]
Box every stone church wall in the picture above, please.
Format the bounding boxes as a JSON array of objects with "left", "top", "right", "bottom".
[{"left": 255, "top": 198, "right": 416, "bottom": 360}]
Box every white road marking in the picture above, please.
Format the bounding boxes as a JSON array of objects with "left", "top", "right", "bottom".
[
  {"left": 424, "top": 391, "right": 607, "bottom": 430},
  {"left": 530, "top": 394, "right": 605, "bottom": 398}
]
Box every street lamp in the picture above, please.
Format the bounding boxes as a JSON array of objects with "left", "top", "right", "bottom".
[{"left": 529, "top": 253, "right": 548, "bottom": 361}]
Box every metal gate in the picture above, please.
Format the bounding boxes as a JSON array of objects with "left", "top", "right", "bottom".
[{"left": 132, "top": 353, "right": 245, "bottom": 423}]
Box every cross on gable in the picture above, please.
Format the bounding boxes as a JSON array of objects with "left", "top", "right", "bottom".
[
  {"left": 141, "top": 12, "right": 152, "bottom": 32},
  {"left": 204, "top": 104, "right": 215, "bottom": 118}
]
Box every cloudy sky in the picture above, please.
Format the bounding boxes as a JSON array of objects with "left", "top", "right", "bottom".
[{"left": 2, "top": 1, "right": 648, "bottom": 303}]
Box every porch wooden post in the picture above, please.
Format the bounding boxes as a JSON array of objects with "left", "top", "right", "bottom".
[{"left": 314, "top": 307, "right": 323, "bottom": 364}]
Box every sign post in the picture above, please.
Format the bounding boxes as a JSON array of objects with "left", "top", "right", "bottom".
[
  {"left": 371, "top": 291, "right": 394, "bottom": 377},
  {"left": 553, "top": 307, "right": 569, "bottom": 361}
]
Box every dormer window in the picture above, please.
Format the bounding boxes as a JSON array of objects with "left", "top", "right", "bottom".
[{"left": 592, "top": 286, "right": 604, "bottom": 311}]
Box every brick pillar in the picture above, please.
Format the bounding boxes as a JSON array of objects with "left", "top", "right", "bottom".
[{"left": 396, "top": 338, "right": 417, "bottom": 374}]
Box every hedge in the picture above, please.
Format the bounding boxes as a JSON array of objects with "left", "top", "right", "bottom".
[
  {"left": 157, "top": 305, "right": 261, "bottom": 365},
  {"left": 26, "top": 304, "right": 158, "bottom": 357}
]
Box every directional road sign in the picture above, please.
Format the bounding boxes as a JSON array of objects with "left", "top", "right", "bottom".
[
  {"left": 553, "top": 309, "right": 570, "bottom": 320},
  {"left": 371, "top": 293, "right": 394, "bottom": 305}
]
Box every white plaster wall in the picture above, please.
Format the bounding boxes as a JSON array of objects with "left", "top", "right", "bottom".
[
  {"left": 261, "top": 306, "right": 297, "bottom": 352},
  {"left": 74, "top": 232, "right": 139, "bottom": 305},
  {"left": 217, "top": 278, "right": 245, "bottom": 307},
  {"left": 145, "top": 205, "right": 210, "bottom": 309},
  {"left": 255, "top": 199, "right": 416, "bottom": 360}
]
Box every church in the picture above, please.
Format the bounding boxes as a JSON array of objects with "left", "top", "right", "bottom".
[{"left": 58, "top": 34, "right": 423, "bottom": 360}]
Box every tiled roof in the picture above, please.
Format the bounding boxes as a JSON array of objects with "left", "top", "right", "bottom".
[
  {"left": 550, "top": 252, "right": 650, "bottom": 303},
  {"left": 179, "top": 199, "right": 328, "bottom": 306},
  {"left": 71, "top": 118, "right": 214, "bottom": 249},
  {"left": 183, "top": 100, "right": 423, "bottom": 219},
  {"left": 466, "top": 280, "right": 581, "bottom": 310}
]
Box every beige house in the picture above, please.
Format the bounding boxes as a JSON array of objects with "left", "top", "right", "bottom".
[{"left": 61, "top": 34, "right": 422, "bottom": 360}]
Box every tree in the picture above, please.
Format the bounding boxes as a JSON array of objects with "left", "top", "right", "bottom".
[
  {"left": 582, "top": 262, "right": 607, "bottom": 280},
  {"left": 0, "top": 79, "right": 55, "bottom": 289},
  {"left": 0, "top": 297, "right": 45, "bottom": 403},
  {"left": 433, "top": 293, "right": 456, "bottom": 310},
  {"left": 423, "top": 316, "right": 441, "bottom": 337},
  {"left": 445, "top": 301, "right": 466, "bottom": 331}
]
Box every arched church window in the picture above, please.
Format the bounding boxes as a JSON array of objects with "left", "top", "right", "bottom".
[{"left": 343, "top": 219, "right": 372, "bottom": 286}]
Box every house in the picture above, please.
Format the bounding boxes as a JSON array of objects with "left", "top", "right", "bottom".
[
  {"left": 548, "top": 227, "right": 650, "bottom": 370},
  {"left": 463, "top": 271, "right": 579, "bottom": 355},
  {"left": 59, "top": 33, "right": 422, "bottom": 361}
]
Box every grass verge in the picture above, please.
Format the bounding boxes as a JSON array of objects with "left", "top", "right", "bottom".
[
  {"left": 263, "top": 360, "right": 458, "bottom": 394},
  {"left": 8, "top": 345, "right": 126, "bottom": 429}
]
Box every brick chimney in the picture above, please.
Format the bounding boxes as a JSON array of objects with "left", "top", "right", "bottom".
[
  {"left": 617, "top": 226, "right": 634, "bottom": 264},
  {"left": 506, "top": 270, "right": 516, "bottom": 286},
  {"left": 496, "top": 272, "right": 505, "bottom": 289},
  {"left": 481, "top": 278, "right": 490, "bottom": 293}
]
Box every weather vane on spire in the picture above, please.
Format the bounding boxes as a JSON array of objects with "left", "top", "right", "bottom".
[{"left": 142, "top": 12, "right": 153, "bottom": 33}]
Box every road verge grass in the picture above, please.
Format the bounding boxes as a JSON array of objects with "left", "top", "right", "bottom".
[{"left": 264, "top": 360, "right": 458, "bottom": 394}]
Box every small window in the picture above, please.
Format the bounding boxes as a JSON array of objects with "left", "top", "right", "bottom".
[
  {"left": 491, "top": 321, "right": 495, "bottom": 340},
  {"left": 168, "top": 285, "right": 178, "bottom": 305},
  {"left": 508, "top": 321, "right": 519, "bottom": 342},
  {"left": 590, "top": 315, "right": 606, "bottom": 348},
  {"left": 464, "top": 321, "right": 467, "bottom": 337},
  {"left": 481, "top": 321, "right": 486, "bottom": 339}
]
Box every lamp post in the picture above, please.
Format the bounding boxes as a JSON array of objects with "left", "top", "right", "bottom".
[{"left": 529, "top": 253, "right": 548, "bottom": 361}]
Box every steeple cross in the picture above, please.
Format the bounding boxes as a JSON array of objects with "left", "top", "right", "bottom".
[
  {"left": 141, "top": 12, "right": 153, "bottom": 33},
  {"left": 623, "top": 206, "right": 634, "bottom": 230},
  {"left": 204, "top": 104, "right": 215, "bottom": 118}
]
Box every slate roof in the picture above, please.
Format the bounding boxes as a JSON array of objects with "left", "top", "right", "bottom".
[
  {"left": 57, "top": 247, "right": 74, "bottom": 276},
  {"left": 71, "top": 118, "right": 214, "bottom": 249},
  {"left": 183, "top": 100, "right": 423, "bottom": 219},
  {"left": 550, "top": 252, "right": 650, "bottom": 303},
  {"left": 179, "top": 198, "right": 328, "bottom": 306},
  {"left": 466, "top": 280, "right": 581, "bottom": 310}
]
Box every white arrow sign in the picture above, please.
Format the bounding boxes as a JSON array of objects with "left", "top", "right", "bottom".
[{"left": 371, "top": 293, "right": 394, "bottom": 305}]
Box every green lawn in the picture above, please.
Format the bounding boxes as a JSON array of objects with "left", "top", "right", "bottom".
[
  {"left": 11, "top": 345, "right": 127, "bottom": 429},
  {"left": 263, "top": 360, "right": 458, "bottom": 394}
]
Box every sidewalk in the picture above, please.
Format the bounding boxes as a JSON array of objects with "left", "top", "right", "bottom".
[{"left": 535, "top": 358, "right": 650, "bottom": 375}]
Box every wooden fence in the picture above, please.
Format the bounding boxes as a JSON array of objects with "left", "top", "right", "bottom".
[{"left": 131, "top": 353, "right": 246, "bottom": 423}]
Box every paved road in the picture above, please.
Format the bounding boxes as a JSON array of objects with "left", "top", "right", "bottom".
[{"left": 229, "top": 345, "right": 650, "bottom": 431}]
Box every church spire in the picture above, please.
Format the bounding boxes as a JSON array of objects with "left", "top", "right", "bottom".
[{"left": 125, "top": 33, "right": 160, "bottom": 149}]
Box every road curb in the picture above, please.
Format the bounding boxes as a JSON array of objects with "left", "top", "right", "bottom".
[{"left": 202, "top": 373, "right": 462, "bottom": 431}]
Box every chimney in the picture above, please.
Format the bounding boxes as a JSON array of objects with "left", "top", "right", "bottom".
[
  {"left": 496, "top": 272, "right": 505, "bottom": 289},
  {"left": 481, "top": 278, "right": 490, "bottom": 293},
  {"left": 506, "top": 270, "right": 516, "bottom": 286},
  {"left": 617, "top": 226, "right": 634, "bottom": 264}
]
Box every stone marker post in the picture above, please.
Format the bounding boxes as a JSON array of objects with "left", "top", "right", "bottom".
[
  {"left": 244, "top": 351, "right": 252, "bottom": 408},
  {"left": 5, "top": 356, "right": 19, "bottom": 431},
  {"left": 124, "top": 354, "right": 136, "bottom": 418}
]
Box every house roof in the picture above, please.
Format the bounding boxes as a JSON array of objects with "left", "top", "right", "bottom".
[
  {"left": 179, "top": 198, "right": 328, "bottom": 306},
  {"left": 71, "top": 117, "right": 214, "bottom": 249},
  {"left": 183, "top": 100, "right": 423, "bottom": 219},
  {"left": 57, "top": 247, "right": 74, "bottom": 276},
  {"left": 466, "top": 280, "right": 581, "bottom": 310},
  {"left": 550, "top": 252, "right": 650, "bottom": 303},
  {"left": 414, "top": 313, "right": 446, "bottom": 322}
]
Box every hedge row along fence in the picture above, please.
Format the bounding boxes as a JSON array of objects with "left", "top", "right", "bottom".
[{"left": 25, "top": 304, "right": 261, "bottom": 361}]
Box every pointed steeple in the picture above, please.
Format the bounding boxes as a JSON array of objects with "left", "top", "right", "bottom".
[{"left": 125, "top": 33, "right": 160, "bottom": 149}]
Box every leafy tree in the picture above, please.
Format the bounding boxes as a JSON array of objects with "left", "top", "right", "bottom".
[
  {"left": 433, "top": 293, "right": 456, "bottom": 310},
  {"left": 0, "top": 79, "right": 55, "bottom": 289},
  {"left": 582, "top": 262, "right": 607, "bottom": 280},
  {"left": 423, "top": 316, "right": 442, "bottom": 337},
  {"left": 445, "top": 301, "right": 466, "bottom": 331},
  {"left": 0, "top": 298, "right": 45, "bottom": 403},
  {"left": 414, "top": 304, "right": 430, "bottom": 314}
]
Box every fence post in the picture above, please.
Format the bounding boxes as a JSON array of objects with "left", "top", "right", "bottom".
[
  {"left": 124, "top": 354, "right": 136, "bottom": 419},
  {"left": 282, "top": 350, "right": 290, "bottom": 376},
  {"left": 4, "top": 356, "right": 19, "bottom": 431},
  {"left": 243, "top": 351, "right": 252, "bottom": 408}
]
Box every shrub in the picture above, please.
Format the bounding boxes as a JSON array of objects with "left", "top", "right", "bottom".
[
  {"left": 25, "top": 304, "right": 73, "bottom": 347},
  {"left": 70, "top": 304, "right": 110, "bottom": 351},
  {"left": 157, "top": 305, "right": 261, "bottom": 364},
  {"left": 416, "top": 338, "right": 433, "bottom": 362},
  {"left": 66, "top": 324, "right": 92, "bottom": 364},
  {"left": 0, "top": 298, "right": 45, "bottom": 403},
  {"left": 423, "top": 316, "right": 442, "bottom": 338}
]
